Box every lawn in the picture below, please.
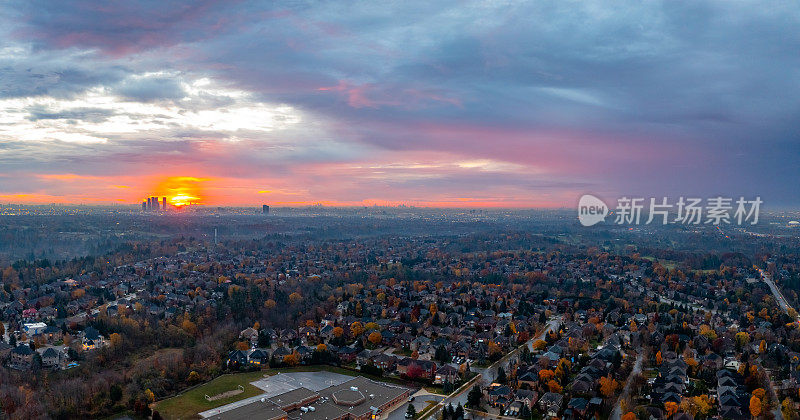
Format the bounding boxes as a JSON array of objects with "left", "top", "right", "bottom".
[
  {"left": 154, "top": 371, "right": 266, "bottom": 420},
  {"left": 641, "top": 256, "right": 679, "bottom": 270}
]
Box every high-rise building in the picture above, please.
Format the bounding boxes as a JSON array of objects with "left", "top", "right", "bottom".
[
  {"left": 162, "top": 197, "right": 167, "bottom": 210},
  {"left": 151, "top": 196, "right": 159, "bottom": 211},
  {"left": 262, "top": 204, "right": 270, "bottom": 214},
  {"left": 142, "top": 201, "right": 147, "bottom": 211}
]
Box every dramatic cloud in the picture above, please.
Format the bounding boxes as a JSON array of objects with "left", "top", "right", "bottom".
[{"left": 1, "top": 0, "right": 798, "bottom": 207}]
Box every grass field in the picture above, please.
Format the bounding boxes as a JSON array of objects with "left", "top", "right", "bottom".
[
  {"left": 154, "top": 371, "right": 266, "bottom": 420},
  {"left": 641, "top": 256, "right": 679, "bottom": 270}
]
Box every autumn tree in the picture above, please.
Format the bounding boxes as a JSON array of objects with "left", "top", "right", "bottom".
[
  {"left": 187, "top": 371, "right": 201, "bottom": 383},
  {"left": 664, "top": 401, "right": 678, "bottom": 418},
  {"left": 109, "top": 333, "right": 123, "bottom": 348},
  {"left": 350, "top": 321, "right": 365, "bottom": 338},
  {"left": 691, "top": 395, "right": 711, "bottom": 417},
  {"left": 368, "top": 331, "right": 382, "bottom": 346},
  {"left": 750, "top": 395, "right": 762, "bottom": 418},
  {"left": 621, "top": 413, "right": 636, "bottom": 420},
  {"left": 538, "top": 369, "right": 555, "bottom": 381},
  {"left": 487, "top": 341, "right": 502, "bottom": 359},
  {"left": 599, "top": 375, "right": 619, "bottom": 399},
  {"left": 782, "top": 397, "right": 797, "bottom": 420},
  {"left": 283, "top": 351, "right": 300, "bottom": 366},
  {"left": 547, "top": 380, "right": 562, "bottom": 393},
  {"left": 735, "top": 331, "right": 750, "bottom": 350}
]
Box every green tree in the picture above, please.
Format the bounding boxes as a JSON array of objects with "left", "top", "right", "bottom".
[
  {"left": 110, "top": 384, "right": 123, "bottom": 403},
  {"left": 467, "top": 385, "right": 482, "bottom": 408},
  {"left": 406, "top": 404, "right": 417, "bottom": 419},
  {"left": 496, "top": 366, "right": 507, "bottom": 384}
]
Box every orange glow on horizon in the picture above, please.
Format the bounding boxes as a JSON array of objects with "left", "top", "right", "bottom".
[{"left": 148, "top": 176, "right": 210, "bottom": 208}]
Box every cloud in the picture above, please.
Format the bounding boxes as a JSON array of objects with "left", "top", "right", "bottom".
[
  {"left": 26, "top": 106, "right": 116, "bottom": 123},
  {"left": 0, "top": 0, "right": 799, "bottom": 206},
  {"left": 113, "top": 73, "right": 187, "bottom": 103}
]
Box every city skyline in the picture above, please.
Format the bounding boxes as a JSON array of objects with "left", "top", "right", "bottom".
[{"left": 1, "top": 1, "right": 799, "bottom": 207}]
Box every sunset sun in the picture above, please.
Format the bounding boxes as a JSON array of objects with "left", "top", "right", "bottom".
[{"left": 151, "top": 176, "right": 208, "bottom": 208}]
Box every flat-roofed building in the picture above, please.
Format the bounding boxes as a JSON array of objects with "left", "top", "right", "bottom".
[{"left": 204, "top": 376, "right": 410, "bottom": 420}]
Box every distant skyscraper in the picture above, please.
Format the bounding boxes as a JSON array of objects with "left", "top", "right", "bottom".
[
  {"left": 146, "top": 197, "right": 151, "bottom": 211},
  {"left": 262, "top": 204, "right": 270, "bottom": 214},
  {"left": 162, "top": 197, "right": 167, "bottom": 210},
  {"left": 142, "top": 201, "right": 146, "bottom": 211},
  {"left": 151, "top": 196, "right": 159, "bottom": 211}
]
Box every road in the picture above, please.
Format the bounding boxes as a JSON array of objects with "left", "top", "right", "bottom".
[
  {"left": 757, "top": 267, "right": 796, "bottom": 318},
  {"left": 656, "top": 295, "right": 720, "bottom": 315},
  {"left": 756, "top": 267, "right": 791, "bottom": 420},
  {"left": 609, "top": 352, "right": 643, "bottom": 420},
  {"left": 420, "top": 317, "right": 563, "bottom": 420}
]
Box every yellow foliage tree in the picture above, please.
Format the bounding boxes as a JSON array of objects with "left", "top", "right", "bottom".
[
  {"left": 692, "top": 395, "right": 711, "bottom": 417},
  {"left": 350, "top": 321, "right": 365, "bottom": 337},
  {"left": 735, "top": 331, "right": 750, "bottom": 348},
  {"left": 187, "top": 370, "right": 201, "bottom": 383}
]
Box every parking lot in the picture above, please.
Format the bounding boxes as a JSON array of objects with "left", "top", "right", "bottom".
[{"left": 384, "top": 390, "right": 443, "bottom": 420}]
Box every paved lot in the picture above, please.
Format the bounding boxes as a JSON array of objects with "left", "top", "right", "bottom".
[
  {"left": 250, "top": 371, "right": 352, "bottom": 396},
  {"left": 384, "top": 390, "right": 443, "bottom": 420}
]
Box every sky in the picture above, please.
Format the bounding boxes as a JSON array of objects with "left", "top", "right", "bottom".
[{"left": 0, "top": 0, "right": 798, "bottom": 208}]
